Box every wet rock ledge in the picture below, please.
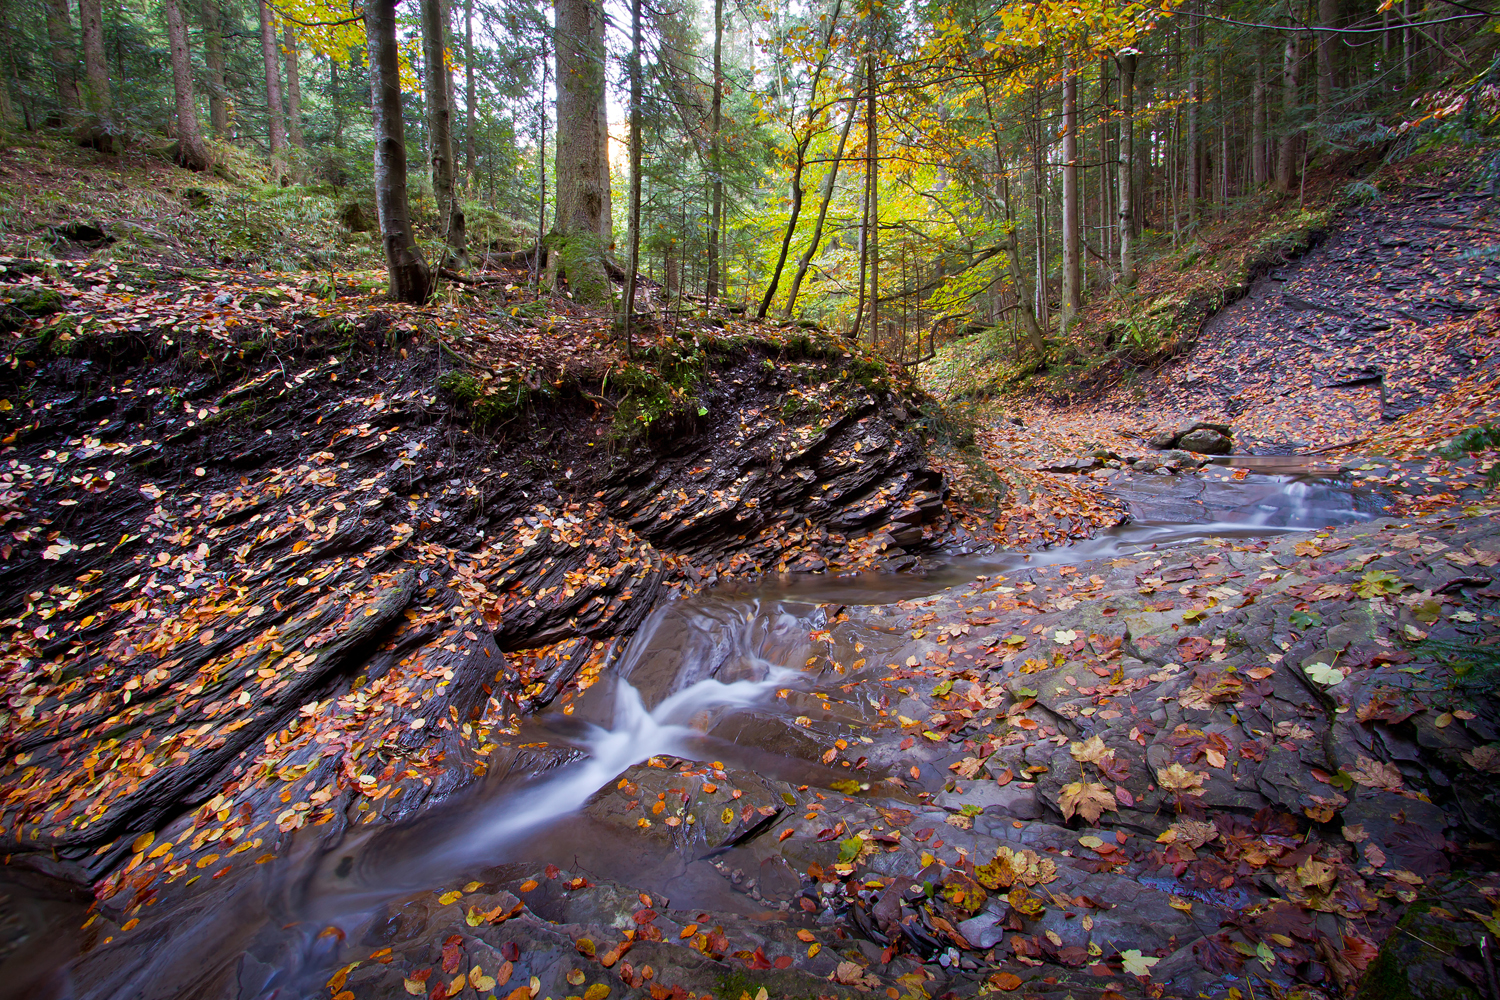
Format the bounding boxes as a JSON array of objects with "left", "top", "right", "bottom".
[{"left": 0, "top": 302, "right": 945, "bottom": 887}]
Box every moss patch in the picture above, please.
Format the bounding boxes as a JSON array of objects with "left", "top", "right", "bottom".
[
  {"left": 438, "top": 370, "right": 530, "bottom": 426},
  {"left": 550, "top": 231, "right": 612, "bottom": 308},
  {"left": 0, "top": 286, "right": 64, "bottom": 332}
]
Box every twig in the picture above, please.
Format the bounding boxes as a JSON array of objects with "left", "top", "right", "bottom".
[
  {"left": 1304, "top": 437, "right": 1368, "bottom": 454},
  {"left": 1403, "top": 927, "right": 1454, "bottom": 956}
]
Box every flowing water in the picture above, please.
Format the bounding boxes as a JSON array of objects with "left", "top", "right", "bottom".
[{"left": 0, "top": 467, "right": 1387, "bottom": 1000}]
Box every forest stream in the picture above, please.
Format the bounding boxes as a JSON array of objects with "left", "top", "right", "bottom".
[{"left": 0, "top": 466, "right": 1398, "bottom": 1000}]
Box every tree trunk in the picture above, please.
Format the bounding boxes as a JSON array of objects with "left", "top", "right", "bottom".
[
  {"left": 203, "top": 0, "right": 228, "bottom": 135},
  {"left": 164, "top": 0, "right": 209, "bottom": 171},
  {"left": 551, "top": 0, "right": 612, "bottom": 306},
  {"left": 330, "top": 60, "right": 344, "bottom": 147},
  {"left": 706, "top": 0, "right": 723, "bottom": 301},
  {"left": 533, "top": 37, "right": 547, "bottom": 288},
  {"left": 259, "top": 0, "right": 286, "bottom": 159},
  {"left": 783, "top": 95, "right": 856, "bottom": 318},
  {"left": 851, "top": 124, "right": 870, "bottom": 342},
  {"left": 866, "top": 47, "right": 879, "bottom": 348},
  {"left": 0, "top": 0, "right": 20, "bottom": 127},
  {"left": 283, "top": 23, "right": 305, "bottom": 149},
  {"left": 367, "top": 0, "right": 432, "bottom": 303},
  {"left": 623, "top": 0, "right": 642, "bottom": 350},
  {"left": 44, "top": 0, "right": 80, "bottom": 125},
  {"left": 1186, "top": 4, "right": 1201, "bottom": 224},
  {"left": 1099, "top": 55, "right": 1111, "bottom": 270},
  {"left": 1032, "top": 95, "right": 1047, "bottom": 334},
  {"left": 1117, "top": 51, "right": 1136, "bottom": 288},
  {"left": 1276, "top": 28, "right": 1298, "bottom": 193},
  {"left": 464, "top": 0, "right": 476, "bottom": 181},
  {"left": 1252, "top": 51, "right": 1266, "bottom": 187},
  {"left": 1317, "top": 0, "right": 1337, "bottom": 120},
  {"left": 756, "top": 147, "right": 807, "bottom": 319},
  {"left": 757, "top": 0, "right": 841, "bottom": 319},
  {"left": 421, "top": 0, "right": 468, "bottom": 270},
  {"left": 1061, "top": 65, "right": 1080, "bottom": 329},
  {"left": 78, "top": 0, "right": 109, "bottom": 141}
]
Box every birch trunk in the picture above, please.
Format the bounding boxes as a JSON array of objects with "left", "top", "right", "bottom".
[{"left": 1117, "top": 51, "right": 1136, "bottom": 288}]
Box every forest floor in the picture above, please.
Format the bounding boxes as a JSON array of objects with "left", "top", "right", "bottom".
[{"left": 0, "top": 135, "right": 1496, "bottom": 1000}]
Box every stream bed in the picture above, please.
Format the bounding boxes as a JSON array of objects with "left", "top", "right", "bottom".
[{"left": 0, "top": 466, "right": 1388, "bottom": 1000}]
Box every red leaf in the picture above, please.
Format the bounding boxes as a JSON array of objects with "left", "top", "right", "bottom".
[{"left": 738, "top": 947, "right": 773, "bottom": 970}]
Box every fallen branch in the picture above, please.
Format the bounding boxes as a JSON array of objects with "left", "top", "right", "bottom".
[
  {"left": 438, "top": 267, "right": 515, "bottom": 287},
  {"left": 1303, "top": 437, "right": 1367, "bottom": 454}
]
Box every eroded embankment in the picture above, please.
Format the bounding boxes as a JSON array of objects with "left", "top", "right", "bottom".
[{"left": 0, "top": 264, "right": 949, "bottom": 896}]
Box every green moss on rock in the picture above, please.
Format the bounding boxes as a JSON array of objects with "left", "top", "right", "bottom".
[{"left": 438, "top": 370, "right": 528, "bottom": 425}]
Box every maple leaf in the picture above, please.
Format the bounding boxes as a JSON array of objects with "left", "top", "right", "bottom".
[
  {"left": 975, "top": 846, "right": 1057, "bottom": 889},
  {"left": 1347, "top": 755, "right": 1404, "bottom": 790},
  {"left": 1462, "top": 745, "right": 1500, "bottom": 773},
  {"left": 1068, "top": 735, "right": 1112, "bottom": 764},
  {"left": 1056, "top": 781, "right": 1117, "bottom": 824},
  {"left": 1275, "top": 720, "right": 1315, "bottom": 740},
  {"left": 1119, "top": 949, "right": 1160, "bottom": 977},
  {"left": 1160, "top": 819, "right": 1218, "bottom": 848},
  {"left": 1155, "top": 763, "right": 1208, "bottom": 796},
  {"left": 948, "top": 755, "right": 988, "bottom": 779}
]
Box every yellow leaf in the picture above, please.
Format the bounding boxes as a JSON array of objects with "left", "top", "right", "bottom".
[
  {"left": 439, "top": 890, "right": 463, "bottom": 905},
  {"left": 584, "top": 985, "right": 611, "bottom": 1000},
  {"left": 132, "top": 832, "right": 155, "bottom": 853}
]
